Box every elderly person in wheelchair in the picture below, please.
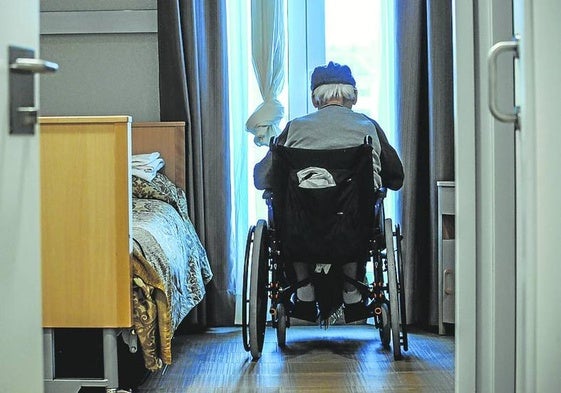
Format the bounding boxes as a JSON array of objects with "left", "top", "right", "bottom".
[{"left": 245, "top": 61, "right": 405, "bottom": 360}]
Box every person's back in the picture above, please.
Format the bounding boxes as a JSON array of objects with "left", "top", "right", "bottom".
[
  {"left": 285, "top": 105, "right": 378, "bottom": 148},
  {"left": 284, "top": 104, "right": 383, "bottom": 188}
]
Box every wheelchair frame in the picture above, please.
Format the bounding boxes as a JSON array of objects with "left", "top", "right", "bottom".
[{"left": 242, "top": 188, "right": 408, "bottom": 361}]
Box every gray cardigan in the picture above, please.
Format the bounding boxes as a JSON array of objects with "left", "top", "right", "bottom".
[{"left": 254, "top": 105, "right": 404, "bottom": 191}]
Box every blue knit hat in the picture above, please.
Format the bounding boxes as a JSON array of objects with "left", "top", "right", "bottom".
[{"left": 310, "top": 61, "right": 356, "bottom": 91}]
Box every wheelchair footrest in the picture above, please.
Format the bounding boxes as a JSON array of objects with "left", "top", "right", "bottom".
[{"left": 343, "top": 300, "right": 373, "bottom": 323}]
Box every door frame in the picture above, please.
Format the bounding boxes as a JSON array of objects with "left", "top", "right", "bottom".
[
  {"left": 453, "top": 0, "right": 517, "bottom": 391},
  {"left": 452, "top": 1, "right": 477, "bottom": 390}
]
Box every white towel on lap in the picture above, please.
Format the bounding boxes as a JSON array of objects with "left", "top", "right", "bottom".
[
  {"left": 296, "top": 167, "right": 336, "bottom": 189},
  {"left": 132, "top": 156, "right": 165, "bottom": 182}
]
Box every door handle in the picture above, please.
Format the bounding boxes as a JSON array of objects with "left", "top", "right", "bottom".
[
  {"left": 444, "top": 268, "right": 454, "bottom": 295},
  {"left": 488, "top": 35, "right": 519, "bottom": 125},
  {"left": 10, "top": 59, "right": 58, "bottom": 126},
  {"left": 8, "top": 46, "right": 59, "bottom": 135},
  {"left": 10, "top": 58, "right": 59, "bottom": 74}
]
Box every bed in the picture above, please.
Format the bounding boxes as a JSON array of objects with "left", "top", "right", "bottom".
[
  {"left": 40, "top": 116, "right": 211, "bottom": 391},
  {"left": 130, "top": 122, "right": 213, "bottom": 371}
]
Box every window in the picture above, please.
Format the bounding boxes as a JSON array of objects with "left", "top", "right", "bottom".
[{"left": 227, "top": 0, "right": 396, "bottom": 322}]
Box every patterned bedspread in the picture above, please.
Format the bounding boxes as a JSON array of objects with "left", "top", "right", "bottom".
[{"left": 130, "top": 174, "right": 212, "bottom": 371}]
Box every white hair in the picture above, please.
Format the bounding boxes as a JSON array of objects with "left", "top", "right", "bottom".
[{"left": 312, "top": 84, "right": 357, "bottom": 107}]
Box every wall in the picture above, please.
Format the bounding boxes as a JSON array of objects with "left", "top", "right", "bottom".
[{"left": 39, "top": 0, "right": 160, "bottom": 121}]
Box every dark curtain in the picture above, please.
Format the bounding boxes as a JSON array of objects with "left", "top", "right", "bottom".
[
  {"left": 395, "top": 0, "right": 454, "bottom": 327},
  {"left": 157, "top": 0, "right": 235, "bottom": 327}
]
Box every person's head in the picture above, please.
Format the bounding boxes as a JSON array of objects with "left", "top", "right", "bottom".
[{"left": 310, "top": 61, "right": 358, "bottom": 108}]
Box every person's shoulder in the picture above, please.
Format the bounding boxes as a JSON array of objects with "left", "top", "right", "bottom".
[
  {"left": 289, "top": 112, "right": 316, "bottom": 126},
  {"left": 349, "top": 111, "right": 378, "bottom": 130},
  {"left": 354, "top": 112, "right": 379, "bottom": 127}
]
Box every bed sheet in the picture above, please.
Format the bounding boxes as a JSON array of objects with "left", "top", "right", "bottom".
[{"left": 130, "top": 174, "right": 212, "bottom": 370}]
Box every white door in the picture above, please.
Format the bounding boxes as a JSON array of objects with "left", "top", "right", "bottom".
[
  {"left": 455, "top": 0, "right": 561, "bottom": 392},
  {"left": 455, "top": 0, "right": 516, "bottom": 391},
  {"left": 0, "top": 1, "right": 44, "bottom": 393},
  {"left": 512, "top": 1, "right": 561, "bottom": 392},
  {"left": 476, "top": 0, "right": 517, "bottom": 391}
]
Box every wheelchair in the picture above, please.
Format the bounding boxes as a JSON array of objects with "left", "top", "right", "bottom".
[{"left": 242, "top": 139, "right": 408, "bottom": 361}]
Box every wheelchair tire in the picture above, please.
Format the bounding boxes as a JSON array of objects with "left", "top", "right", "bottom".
[
  {"left": 276, "top": 303, "right": 287, "bottom": 348},
  {"left": 241, "top": 225, "right": 255, "bottom": 352},
  {"left": 378, "top": 302, "right": 391, "bottom": 349},
  {"left": 395, "top": 223, "right": 409, "bottom": 351},
  {"left": 249, "top": 219, "right": 269, "bottom": 360},
  {"left": 385, "top": 218, "right": 402, "bottom": 360}
]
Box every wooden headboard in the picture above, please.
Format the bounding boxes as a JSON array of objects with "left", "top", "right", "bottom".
[{"left": 131, "top": 122, "right": 186, "bottom": 191}]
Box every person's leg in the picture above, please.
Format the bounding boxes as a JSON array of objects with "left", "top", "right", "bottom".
[
  {"left": 290, "top": 262, "right": 318, "bottom": 322},
  {"left": 341, "top": 262, "right": 362, "bottom": 304},
  {"left": 293, "top": 262, "right": 315, "bottom": 301},
  {"left": 341, "top": 262, "right": 370, "bottom": 323}
]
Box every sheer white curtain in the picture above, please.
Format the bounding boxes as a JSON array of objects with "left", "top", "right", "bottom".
[
  {"left": 245, "top": 0, "right": 286, "bottom": 146},
  {"left": 226, "top": 0, "right": 251, "bottom": 324}
]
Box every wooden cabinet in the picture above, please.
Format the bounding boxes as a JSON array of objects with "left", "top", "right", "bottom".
[
  {"left": 40, "top": 116, "right": 132, "bottom": 328},
  {"left": 437, "top": 181, "right": 455, "bottom": 334}
]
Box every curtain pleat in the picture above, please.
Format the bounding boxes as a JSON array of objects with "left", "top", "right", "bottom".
[
  {"left": 158, "top": 0, "right": 235, "bottom": 327},
  {"left": 395, "top": 0, "right": 454, "bottom": 327}
]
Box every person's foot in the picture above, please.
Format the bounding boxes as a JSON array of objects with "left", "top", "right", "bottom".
[
  {"left": 290, "top": 295, "right": 319, "bottom": 323},
  {"left": 343, "top": 299, "right": 372, "bottom": 323}
]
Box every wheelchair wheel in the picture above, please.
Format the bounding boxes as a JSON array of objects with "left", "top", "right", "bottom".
[
  {"left": 395, "top": 223, "right": 409, "bottom": 351},
  {"left": 385, "top": 218, "right": 402, "bottom": 360},
  {"left": 276, "top": 303, "right": 287, "bottom": 348},
  {"left": 241, "top": 225, "right": 254, "bottom": 352},
  {"left": 241, "top": 220, "right": 270, "bottom": 360},
  {"left": 249, "top": 220, "right": 269, "bottom": 360},
  {"left": 378, "top": 302, "right": 391, "bottom": 349}
]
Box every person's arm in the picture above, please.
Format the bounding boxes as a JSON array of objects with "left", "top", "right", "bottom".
[
  {"left": 253, "top": 151, "right": 272, "bottom": 190},
  {"left": 253, "top": 122, "right": 291, "bottom": 190},
  {"left": 367, "top": 117, "right": 404, "bottom": 190}
]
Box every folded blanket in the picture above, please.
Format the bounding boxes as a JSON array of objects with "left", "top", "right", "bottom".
[
  {"left": 132, "top": 152, "right": 161, "bottom": 165},
  {"left": 132, "top": 157, "right": 165, "bottom": 182}
]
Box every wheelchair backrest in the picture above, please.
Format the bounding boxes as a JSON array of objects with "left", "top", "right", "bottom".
[{"left": 270, "top": 143, "right": 377, "bottom": 265}]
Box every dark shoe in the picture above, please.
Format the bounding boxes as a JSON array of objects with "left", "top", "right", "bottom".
[
  {"left": 290, "top": 296, "right": 319, "bottom": 323},
  {"left": 343, "top": 299, "right": 373, "bottom": 323}
]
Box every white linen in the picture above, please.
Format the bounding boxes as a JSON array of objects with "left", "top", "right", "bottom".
[
  {"left": 132, "top": 152, "right": 161, "bottom": 165},
  {"left": 132, "top": 152, "right": 165, "bottom": 182}
]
